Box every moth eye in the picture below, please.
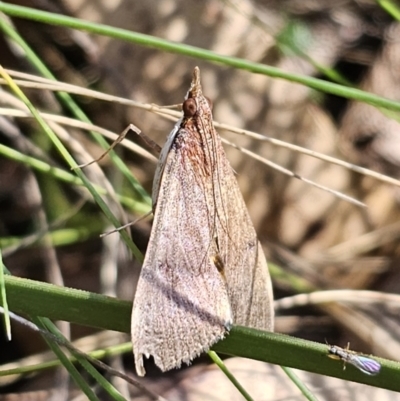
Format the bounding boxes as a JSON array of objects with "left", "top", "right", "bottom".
[{"left": 183, "top": 98, "right": 197, "bottom": 117}]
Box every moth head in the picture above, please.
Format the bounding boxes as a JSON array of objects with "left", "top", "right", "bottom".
[{"left": 183, "top": 66, "right": 213, "bottom": 118}]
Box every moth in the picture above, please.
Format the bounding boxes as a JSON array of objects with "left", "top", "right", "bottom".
[
  {"left": 328, "top": 343, "right": 381, "bottom": 376},
  {"left": 131, "top": 67, "right": 274, "bottom": 376}
]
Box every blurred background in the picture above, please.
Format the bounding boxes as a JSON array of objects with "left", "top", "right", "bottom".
[{"left": 1, "top": 0, "right": 400, "bottom": 399}]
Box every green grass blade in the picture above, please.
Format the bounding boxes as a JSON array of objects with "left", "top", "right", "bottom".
[
  {"left": 40, "top": 319, "right": 128, "bottom": 401},
  {"left": 281, "top": 366, "right": 320, "bottom": 401},
  {"left": 2, "top": 275, "right": 400, "bottom": 392},
  {"left": 208, "top": 351, "right": 254, "bottom": 401},
  {"left": 0, "top": 251, "right": 11, "bottom": 341},
  {"left": 376, "top": 0, "right": 400, "bottom": 19},
  {"left": 0, "top": 65, "right": 143, "bottom": 262},
  {"left": 32, "top": 317, "right": 101, "bottom": 401},
  {"left": 0, "top": 143, "right": 150, "bottom": 214},
  {"left": 1, "top": 4, "right": 400, "bottom": 112},
  {"left": 0, "top": 342, "right": 132, "bottom": 377},
  {"left": 0, "top": 13, "right": 150, "bottom": 208}
]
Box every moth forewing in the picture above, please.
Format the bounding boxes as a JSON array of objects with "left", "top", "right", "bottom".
[
  {"left": 211, "top": 127, "right": 274, "bottom": 331},
  {"left": 131, "top": 67, "right": 274, "bottom": 377},
  {"left": 131, "top": 104, "right": 233, "bottom": 377},
  {"left": 151, "top": 122, "right": 181, "bottom": 209}
]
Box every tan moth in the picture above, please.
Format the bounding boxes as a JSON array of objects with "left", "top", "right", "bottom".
[{"left": 131, "top": 67, "right": 274, "bottom": 376}]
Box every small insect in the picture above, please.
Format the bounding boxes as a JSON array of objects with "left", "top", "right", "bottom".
[{"left": 327, "top": 343, "right": 381, "bottom": 376}]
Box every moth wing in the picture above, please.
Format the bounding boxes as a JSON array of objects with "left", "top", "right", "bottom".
[
  {"left": 213, "top": 138, "right": 274, "bottom": 331},
  {"left": 131, "top": 135, "right": 233, "bottom": 376}
]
